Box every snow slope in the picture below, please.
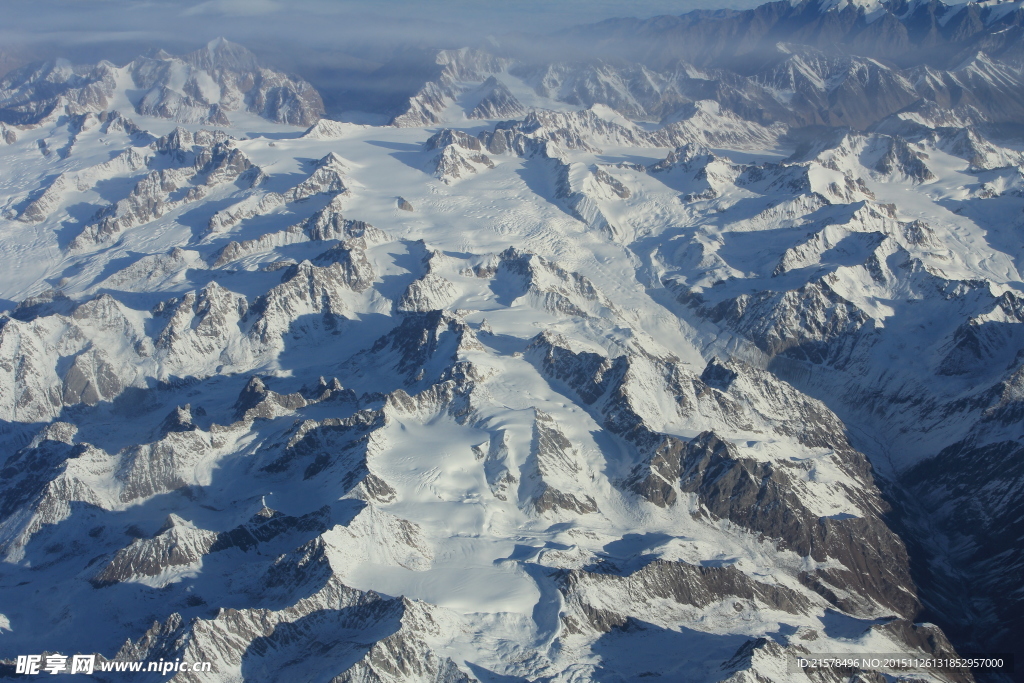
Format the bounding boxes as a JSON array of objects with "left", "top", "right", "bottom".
[{"left": 1, "top": 24, "right": 1022, "bottom": 683}]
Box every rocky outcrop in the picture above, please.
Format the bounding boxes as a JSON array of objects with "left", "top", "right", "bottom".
[
  {"left": 520, "top": 411, "right": 598, "bottom": 515},
  {"left": 473, "top": 430, "right": 517, "bottom": 501},
  {"left": 560, "top": 559, "right": 810, "bottom": 634},
  {"left": 210, "top": 505, "right": 331, "bottom": 553},
  {"left": 0, "top": 294, "right": 148, "bottom": 421},
  {"left": 0, "top": 38, "right": 323, "bottom": 127},
  {"left": 2, "top": 28, "right": 1013, "bottom": 681},
  {"left": 679, "top": 432, "right": 919, "bottom": 618},
  {"left": 69, "top": 131, "right": 256, "bottom": 249},
  {"left": 678, "top": 279, "right": 873, "bottom": 368},
  {"left": 424, "top": 129, "right": 496, "bottom": 184},
  {"left": 391, "top": 48, "right": 508, "bottom": 127},
  {"left": 397, "top": 250, "right": 457, "bottom": 313},
  {"left": 348, "top": 310, "right": 483, "bottom": 388},
  {"left": 115, "top": 569, "right": 469, "bottom": 683},
  {"left": 93, "top": 514, "right": 218, "bottom": 587},
  {"left": 490, "top": 247, "right": 614, "bottom": 319},
  {"left": 211, "top": 197, "right": 385, "bottom": 268},
  {"left": 467, "top": 76, "right": 525, "bottom": 120},
  {"left": 246, "top": 240, "right": 374, "bottom": 346},
  {"left": 527, "top": 331, "right": 918, "bottom": 617},
  {"left": 207, "top": 152, "right": 348, "bottom": 233}
]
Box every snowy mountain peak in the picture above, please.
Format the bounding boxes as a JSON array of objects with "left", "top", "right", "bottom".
[
  {"left": 953, "top": 49, "right": 998, "bottom": 73},
  {"left": 794, "top": 0, "right": 886, "bottom": 16},
  {"left": 2, "top": 7, "right": 1024, "bottom": 681},
  {"left": 185, "top": 36, "right": 259, "bottom": 72},
  {"left": 0, "top": 39, "right": 322, "bottom": 127}
]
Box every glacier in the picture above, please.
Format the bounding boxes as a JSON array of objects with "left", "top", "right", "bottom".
[{"left": 0, "top": 5, "right": 1022, "bottom": 681}]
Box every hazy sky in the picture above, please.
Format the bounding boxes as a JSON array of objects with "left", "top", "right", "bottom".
[{"left": 0, "top": 0, "right": 767, "bottom": 64}]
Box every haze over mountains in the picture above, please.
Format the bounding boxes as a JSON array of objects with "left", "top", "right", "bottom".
[{"left": 0, "top": 0, "right": 1023, "bottom": 681}]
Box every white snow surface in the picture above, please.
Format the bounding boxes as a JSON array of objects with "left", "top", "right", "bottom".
[{"left": 0, "top": 49, "right": 1016, "bottom": 682}]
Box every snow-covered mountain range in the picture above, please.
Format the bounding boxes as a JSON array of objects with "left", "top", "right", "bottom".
[{"left": 0, "top": 2, "right": 1022, "bottom": 679}]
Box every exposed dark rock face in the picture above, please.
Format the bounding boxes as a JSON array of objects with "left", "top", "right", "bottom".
[
  {"left": 0, "top": 439, "right": 85, "bottom": 525},
  {"left": 625, "top": 436, "right": 684, "bottom": 508},
  {"left": 700, "top": 358, "right": 738, "bottom": 391},
  {"left": 209, "top": 506, "right": 332, "bottom": 553},
  {"left": 67, "top": 131, "right": 258, "bottom": 249},
  {"left": 115, "top": 574, "right": 471, "bottom": 683},
  {"left": 528, "top": 332, "right": 920, "bottom": 619},
  {"left": 467, "top": 76, "right": 526, "bottom": 120},
  {"left": 520, "top": 411, "right": 598, "bottom": 515},
  {"left": 92, "top": 514, "right": 218, "bottom": 586},
  {"left": 676, "top": 279, "right": 873, "bottom": 368},
  {"left": 680, "top": 432, "right": 919, "bottom": 619},
  {"left": 560, "top": 559, "right": 810, "bottom": 634},
  {"left": 3, "top": 17, "right": 1021, "bottom": 681},
  {"left": 259, "top": 408, "right": 385, "bottom": 492},
  {"left": 360, "top": 310, "right": 481, "bottom": 383},
  {"left": 900, "top": 436, "right": 1024, "bottom": 671}
]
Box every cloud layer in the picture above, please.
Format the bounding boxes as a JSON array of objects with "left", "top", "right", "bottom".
[{"left": 0, "top": 0, "right": 765, "bottom": 62}]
